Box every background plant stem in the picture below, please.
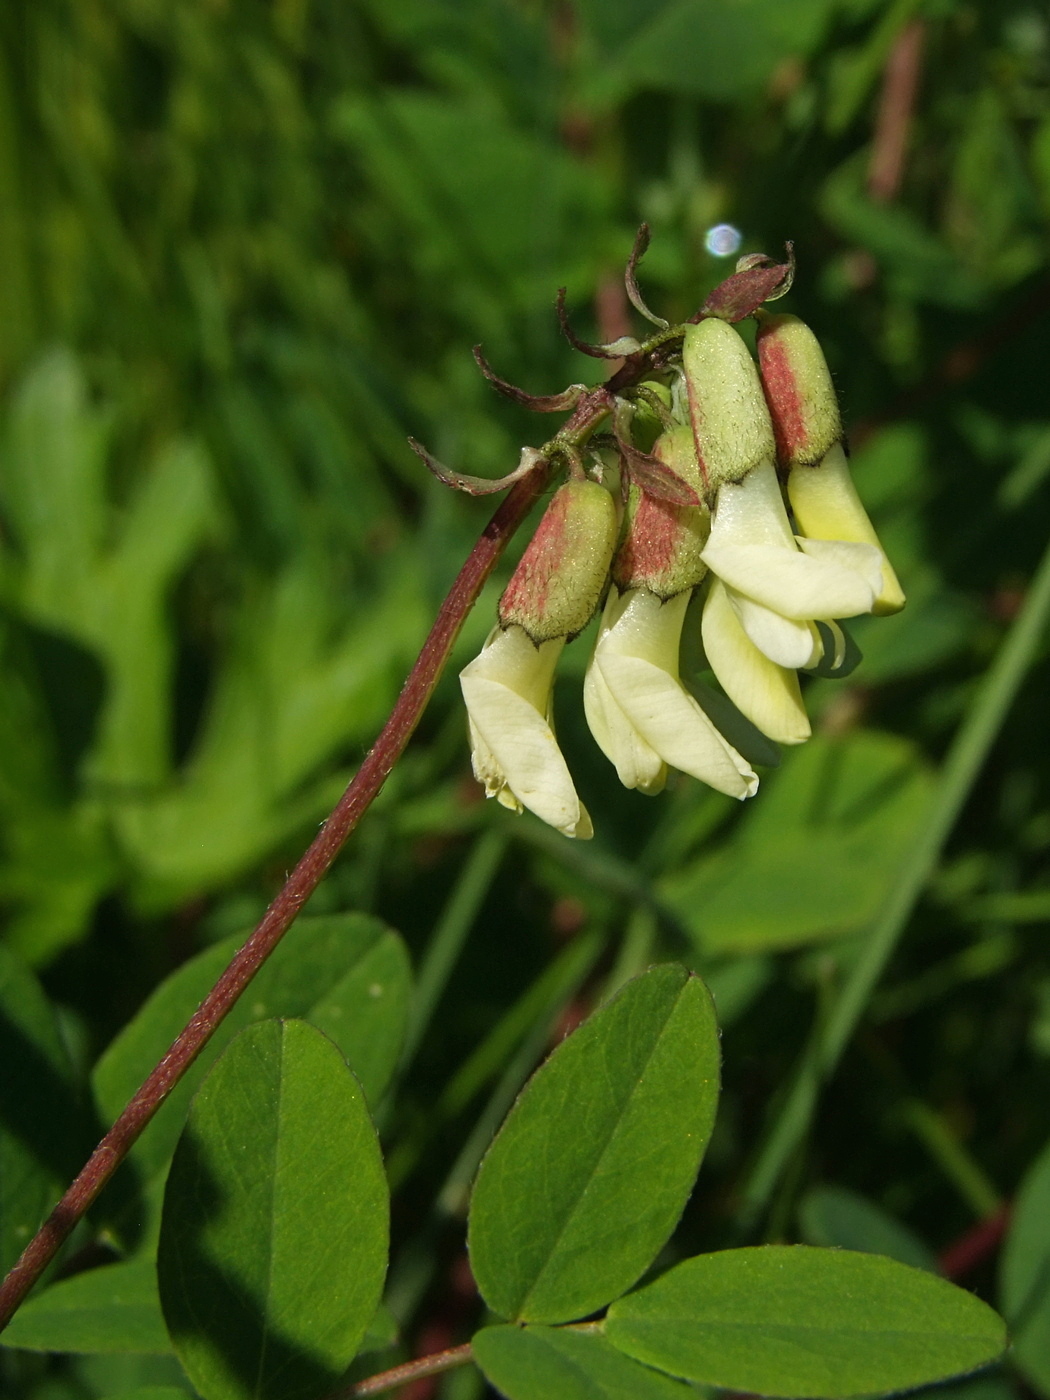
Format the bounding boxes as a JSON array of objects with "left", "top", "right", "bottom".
[
  {"left": 0, "top": 466, "right": 551, "bottom": 1333},
  {"left": 740, "top": 528, "right": 1050, "bottom": 1228}
]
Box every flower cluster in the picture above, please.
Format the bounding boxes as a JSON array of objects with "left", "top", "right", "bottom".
[{"left": 459, "top": 305, "right": 904, "bottom": 839}]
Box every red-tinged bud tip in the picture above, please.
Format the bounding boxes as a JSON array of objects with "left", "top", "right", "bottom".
[{"left": 756, "top": 313, "right": 842, "bottom": 469}]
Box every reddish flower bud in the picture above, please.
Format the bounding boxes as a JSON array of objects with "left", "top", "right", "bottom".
[
  {"left": 612, "top": 425, "right": 710, "bottom": 599},
  {"left": 499, "top": 479, "right": 618, "bottom": 644},
  {"left": 756, "top": 312, "right": 842, "bottom": 469}
]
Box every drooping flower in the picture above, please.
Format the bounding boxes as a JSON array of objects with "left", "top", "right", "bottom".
[
  {"left": 461, "top": 624, "right": 592, "bottom": 838},
  {"left": 586, "top": 585, "right": 758, "bottom": 799},
  {"left": 700, "top": 456, "right": 883, "bottom": 666},
  {"left": 442, "top": 238, "right": 907, "bottom": 839},
  {"left": 681, "top": 317, "right": 884, "bottom": 701},
  {"left": 583, "top": 422, "right": 758, "bottom": 800},
  {"left": 700, "top": 576, "right": 811, "bottom": 745},
  {"left": 756, "top": 311, "right": 906, "bottom": 615},
  {"left": 460, "top": 477, "right": 617, "bottom": 838}
]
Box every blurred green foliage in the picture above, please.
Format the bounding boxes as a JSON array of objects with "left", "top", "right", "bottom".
[{"left": 1, "top": 0, "right": 1050, "bottom": 1396}]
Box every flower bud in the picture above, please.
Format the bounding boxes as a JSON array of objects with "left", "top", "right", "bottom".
[
  {"left": 755, "top": 312, "right": 842, "bottom": 468},
  {"left": 613, "top": 425, "right": 710, "bottom": 599},
  {"left": 682, "top": 319, "right": 777, "bottom": 497},
  {"left": 499, "top": 478, "right": 618, "bottom": 643}
]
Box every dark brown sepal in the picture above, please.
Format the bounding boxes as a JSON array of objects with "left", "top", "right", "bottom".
[
  {"left": 409, "top": 439, "right": 548, "bottom": 496},
  {"left": 692, "top": 243, "right": 796, "bottom": 324},
  {"left": 620, "top": 443, "right": 702, "bottom": 508},
  {"left": 624, "top": 223, "right": 669, "bottom": 329},
  {"left": 556, "top": 287, "right": 637, "bottom": 360},
  {"left": 472, "top": 346, "right": 586, "bottom": 413}
]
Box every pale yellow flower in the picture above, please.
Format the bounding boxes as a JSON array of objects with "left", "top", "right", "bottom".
[
  {"left": 585, "top": 586, "right": 758, "bottom": 800},
  {"left": 461, "top": 624, "right": 592, "bottom": 839}
]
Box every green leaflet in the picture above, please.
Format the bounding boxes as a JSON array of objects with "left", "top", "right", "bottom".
[
  {"left": 472, "top": 1324, "right": 694, "bottom": 1400},
  {"left": 92, "top": 913, "right": 409, "bottom": 1252},
  {"left": 1, "top": 1260, "right": 169, "bottom": 1355},
  {"left": 1000, "top": 1136, "right": 1050, "bottom": 1396},
  {"left": 467, "top": 965, "right": 720, "bottom": 1323},
  {"left": 157, "top": 1020, "right": 388, "bottom": 1400},
  {"left": 605, "top": 1246, "right": 1006, "bottom": 1398}
]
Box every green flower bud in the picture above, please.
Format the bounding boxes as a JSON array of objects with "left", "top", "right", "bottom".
[
  {"left": 499, "top": 478, "right": 618, "bottom": 644},
  {"left": 755, "top": 312, "right": 842, "bottom": 468},
  {"left": 682, "top": 319, "right": 776, "bottom": 496},
  {"left": 612, "top": 425, "right": 710, "bottom": 599}
]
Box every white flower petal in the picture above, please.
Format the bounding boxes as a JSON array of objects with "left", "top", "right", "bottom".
[
  {"left": 702, "top": 541, "right": 878, "bottom": 619},
  {"left": 460, "top": 625, "right": 591, "bottom": 839},
  {"left": 727, "top": 588, "right": 821, "bottom": 669},
  {"left": 597, "top": 651, "right": 757, "bottom": 798},
  {"left": 467, "top": 715, "right": 522, "bottom": 810},
  {"left": 595, "top": 589, "right": 757, "bottom": 800},
  {"left": 787, "top": 443, "right": 906, "bottom": 614},
  {"left": 812, "top": 619, "right": 847, "bottom": 672},
  {"left": 704, "top": 458, "right": 796, "bottom": 550},
  {"left": 462, "top": 624, "right": 561, "bottom": 706},
  {"left": 583, "top": 645, "right": 667, "bottom": 794},
  {"left": 702, "top": 456, "right": 879, "bottom": 620},
  {"left": 702, "top": 580, "right": 810, "bottom": 744},
  {"left": 795, "top": 536, "right": 883, "bottom": 599},
  {"left": 583, "top": 589, "right": 667, "bottom": 793}
]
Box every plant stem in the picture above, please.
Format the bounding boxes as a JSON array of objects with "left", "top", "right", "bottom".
[
  {"left": 0, "top": 467, "right": 550, "bottom": 1334},
  {"left": 740, "top": 527, "right": 1050, "bottom": 1227},
  {"left": 344, "top": 1342, "right": 474, "bottom": 1398},
  {"left": 344, "top": 1321, "right": 606, "bottom": 1397}
]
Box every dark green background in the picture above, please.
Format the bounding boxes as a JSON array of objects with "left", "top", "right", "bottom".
[{"left": 1, "top": 1, "right": 1049, "bottom": 1397}]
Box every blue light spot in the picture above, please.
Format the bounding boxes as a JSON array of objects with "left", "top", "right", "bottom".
[{"left": 705, "top": 223, "right": 742, "bottom": 257}]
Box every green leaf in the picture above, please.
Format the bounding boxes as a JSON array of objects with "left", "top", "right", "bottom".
[
  {"left": 158, "top": 1019, "right": 388, "bottom": 1400},
  {"left": 661, "top": 732, "right": 934, "bottom": 954},
  {"left": 472, "top": 1324, "right": 695, "bottom": 1400},
  {"left": 574, "top": 0, "right": 836, "bottom": 105},
  {"left": 1, "top": 1260, "right": 169, "bottom": 1355},
  {"left": 467, "top": 965, "right": 720, "bottom": 1324},
  {"left": 820, "top": 151, "right": 987, "bottom": 309},
  {"left": 92, "top": 913, "right": 409, "bottom": 1250},
  {"left": 0, "top": 942, "right": 82, "bottom": 1275},
  {"left": 798, "top": 1185, "right": 938, "bottom": 1272},
  {"left": 359, "top": 1302, "right": 398, "bottom": 1356},
  {"left": 96, "top": 1390, "right": 189, "bottom": 1400},
  {"left": 605, "top": 1246, "right": 1006, "bottom": 1397},
  {"left": 1000, "top": 1137, "right": 1050, "bottom": 1396}
]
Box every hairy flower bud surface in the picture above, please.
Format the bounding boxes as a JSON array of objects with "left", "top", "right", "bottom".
[
  {"left": 682, "top": 319, "right": 777, "bottom": 497},
  {"left": 498, "top": 479, "right": 618, "bottom": 644},
  {"left": 613, "top": 426, "right": 710, "bottom": 599},
  {"left": 756, "top": 312, "right": 842, "bottom": 468}
]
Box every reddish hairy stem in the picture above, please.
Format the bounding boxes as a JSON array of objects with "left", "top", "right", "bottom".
[
  {"left": 343, "top": 1343, "right": 474, "bottom": 1398},
  {"left": 0, "top": 468, "right": 550, "bottom": 1334}
]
